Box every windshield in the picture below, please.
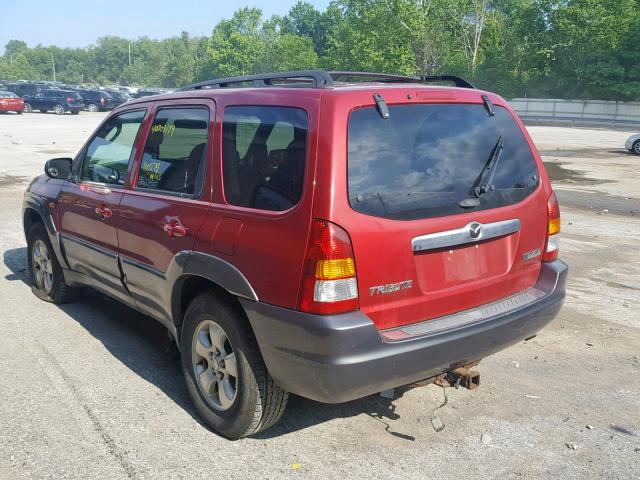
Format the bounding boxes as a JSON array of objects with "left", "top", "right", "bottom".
[{"left": 347, "top": 103, "right": 539, "bottom": 220}]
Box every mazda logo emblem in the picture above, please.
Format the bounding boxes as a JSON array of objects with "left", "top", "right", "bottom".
[{"left": 469, "top": 222, "right": 483, "bottom": 239}]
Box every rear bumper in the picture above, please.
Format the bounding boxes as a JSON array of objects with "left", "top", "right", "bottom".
[
  {"left": 0, "top": 104, "right": 23, "bottom": 111},
  {"left": 242, "top": 260, "right": 568, "bottom": 403}
]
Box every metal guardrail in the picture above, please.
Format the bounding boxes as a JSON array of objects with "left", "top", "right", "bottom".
[{"left": 510, "top": 98, "right": 640, "bottom": 127}]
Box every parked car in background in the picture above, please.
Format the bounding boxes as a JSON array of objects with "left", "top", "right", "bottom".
[
  {"left": 78, "top": 89, "right": 114, "bottom": 112},
  {"left": 5, "top": 82, "right": 44, "bottom": 98},
  {"left": 133, "top": 89, "right": 166, "bottom": 99},
  {"left": 625, "top": 133, "right": 640, "bottom": 155},
  {"left": 23, "top": 90, "right": 84, "bottom": 114},
  {"left": 23, "top": 70, "right": 567, "bottom": 439},
  {"left": 0, "top": 91, "right": 25, "bottom": 114},
  {"left": 105, "top": 89, "right": 131, "bottom": 107}
]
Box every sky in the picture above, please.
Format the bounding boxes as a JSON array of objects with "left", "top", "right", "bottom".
[{"left": 0, "top": 0, "right": 332, "bottom": 50}]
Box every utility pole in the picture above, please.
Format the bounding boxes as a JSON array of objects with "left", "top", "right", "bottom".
[
  {"left": 51, "top": 53, "right": 56, "bottom": 82},
  {"left": 128, "top": 41, "right": 132, "bottom": 67}
]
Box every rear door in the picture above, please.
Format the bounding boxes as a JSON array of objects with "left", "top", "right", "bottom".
[
  {"left": 57, "top": 109, "right": 148, "bottom": 301},
  {"left": 29, "top": 92, "right": 46, "bottom": 110},
  {"left": 48, "top": 91, "right": 62, "bottom": 109},
  {"left": 338, "top": 97, "right": 548, "bottom": 330},
  {"left": 117, "top": 100, "right": 213, "bottom": 325}
]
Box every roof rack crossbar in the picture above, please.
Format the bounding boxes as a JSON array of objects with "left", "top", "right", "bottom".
[{"left": 181, "top": 70, "right": 476, "bottom": 91}]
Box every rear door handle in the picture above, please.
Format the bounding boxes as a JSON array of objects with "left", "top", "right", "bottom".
[
  {"left": 95, "top": 205, "right": 113, "bottom": 220},
  {"left": 163, "top": 220, "right": 187, "bottom": 238}
]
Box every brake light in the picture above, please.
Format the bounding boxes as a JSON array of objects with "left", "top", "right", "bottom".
[
  {"left": 100, "top": 97, "right": 105, "bottom": 104},
  {"left": 298, "top": 219, "right": 359, "bottom": 315},
  {"left": 66, "top": 97, "right": 74, "bottom": 103},
  {"left": 543, "top": 191, "right": 560, "bottom": 262},
  {"left": 0, "top": 100, "right": 6, "bottom": 105}
]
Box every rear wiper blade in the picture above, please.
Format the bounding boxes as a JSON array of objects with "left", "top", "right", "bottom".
[{"left": 474, "top": 135, "right": 504, "bottom": 198}]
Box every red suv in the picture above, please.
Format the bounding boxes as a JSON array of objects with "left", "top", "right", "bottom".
[{"left": 23, "top": 71, "right": 567, "bottom": 439}]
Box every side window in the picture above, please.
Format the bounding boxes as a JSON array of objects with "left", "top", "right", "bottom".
[
  {"left": 222, "top": 106, "right": 307, "bottom": 211},
  {"left": 137, "top": 107, "right": 209, "bottom": 195},
  {"left": 80, "top": 110, "right": 146, "bottom": 185}
]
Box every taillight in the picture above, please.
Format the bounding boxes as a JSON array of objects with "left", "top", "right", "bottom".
[
  {"left": 100, "top": 97, "right": 105, "bottom": 104},
  {"left": 298, "top": 219, "right": 359, "bottom": 315},
  {"left": 543, "top": 191, "right": 560, "bottom": 262},
  {"left": 66, "top": 97, "right": 74, "bottom": 103}
]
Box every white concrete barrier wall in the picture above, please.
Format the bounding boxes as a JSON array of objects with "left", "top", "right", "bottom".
[{"left": 509, "top": 98, "right": 640, "bottom": 125}]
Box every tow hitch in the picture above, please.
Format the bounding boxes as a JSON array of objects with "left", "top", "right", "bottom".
[
  {"left": 447, "top": 367, "right": 480, "bottom": 390},
  {"left": 433, "top": 366, "right": 480, "bottom": 390},
  {"left": 428, "top": 366, "right": 480, "bottom": 433}
]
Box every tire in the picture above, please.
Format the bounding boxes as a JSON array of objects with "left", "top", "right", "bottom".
[
  {"left": 53, "top": 104, "right": 65, "bottom": 115},
  {"left": 16, "top": 110, "right": 23, "bottom": 115},
  {"left": 633, "top": 140, "right": 640, "bottom": 156},
  {"left": 24, "top": 103, "right": 32, "bottom": 113},
  {"left": 40, "top": 109, "right": 47, "bottom": 113},
  {"left": 27, "top": 223, "right": 81, "bottom": 304},
  {"left": 180, "top": 292, "right": 288, "bottom": 439},
  {"left": 71, "top": 109, "right": 79, "bottom": 115},
  {"left": 87, "top": 103, "right": 98, "bottom": 112}
]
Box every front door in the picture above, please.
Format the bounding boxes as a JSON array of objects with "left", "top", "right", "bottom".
[
  {"left": 57, "top": 109, "right": 147, "bottom": 301},
  {"left": 117, "top": 101, "right": 214, "bottom": 325}
]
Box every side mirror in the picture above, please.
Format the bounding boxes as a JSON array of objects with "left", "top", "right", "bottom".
[{"left": 44, "top": 158, "right": 73, "bottom": 179}]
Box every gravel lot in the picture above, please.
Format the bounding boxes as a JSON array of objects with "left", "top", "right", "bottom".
[{"left": 1, "top": 112, "right": 639, "bottom": 479}]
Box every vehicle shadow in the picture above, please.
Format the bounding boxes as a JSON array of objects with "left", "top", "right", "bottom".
[{"left": 3, "top": 247, "right": 419, "bottom": 441}]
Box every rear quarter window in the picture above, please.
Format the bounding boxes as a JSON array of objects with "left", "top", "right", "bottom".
[
  {"left": 222, "top": 106, "right": 308, "bottom": 212},
  {"left": 348, "top": 103, "right": 539, "bottom": 220}
]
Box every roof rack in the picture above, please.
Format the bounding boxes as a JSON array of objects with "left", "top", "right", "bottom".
[
  {"left": 421, "top": 75, "right": 476, "bottom": 89},
  {"left": 181, "top": 71, "right": 333, "bottom": 90},
  {"left": 329, "top": 71, "right": 421, "bottom": 84},
  {"left": 181, "top": 70, "right": 475, "bottom": 91}
]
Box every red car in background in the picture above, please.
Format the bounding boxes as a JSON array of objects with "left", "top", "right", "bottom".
[{"left": 0, "top": 91, "right": 24, "bottom": 114}]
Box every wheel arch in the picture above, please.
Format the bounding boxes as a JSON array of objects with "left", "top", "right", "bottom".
[
  {"left": 23, "top": 207, "right": 43, "bottom": 239},
  {"left": 170, "top": 252, "right": 258, "bottom": 332},
  {"left": 23, "top": 195, "right": 69, "bottom": 270}
]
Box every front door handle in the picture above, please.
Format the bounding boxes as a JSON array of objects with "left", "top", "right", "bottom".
[
  {"left": 95, "top": 205, "right": 113, "bottom": 220},
  {"left": 163, "top": 220, "right": 187, "bottom": 238}
]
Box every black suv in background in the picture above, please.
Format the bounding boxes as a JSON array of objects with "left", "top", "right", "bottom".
[
  {"left": 78, "top": 89, "right": 114, "bottom": 112},
  {"left": 105, "top": 89, "right": 130, "bottom": 107},
  {"left": 23, "top": 90, "right": 84, "bottom": 114},
  {"left": 6, "top": 82, "right": 44, "bottom": 98}
]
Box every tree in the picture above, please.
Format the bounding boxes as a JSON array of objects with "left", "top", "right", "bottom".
[
  {"left": 1, "top": 1, "right": 640, "bottom": 100},
  {"left": 206, "top": 8, "right": 266, "bottom": 77},
  {"left": 280, "top": 1, "right": 328, "bottom": 53},
  {"left": 322, "top": 0, "right": 417, "bottom": 74},
  {"left": 263, "top": 33, "right": 319, "bottom": 72},
  {"left": 3, "top": 40, "right": 28, "bottom": 57},
  {"left": 0, "top": 52, "right": 37, "bottom": 80}
]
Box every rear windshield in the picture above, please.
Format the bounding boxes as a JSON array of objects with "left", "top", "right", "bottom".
[{"left": 347, "top": 103, "right": 539, "bottom": 220}]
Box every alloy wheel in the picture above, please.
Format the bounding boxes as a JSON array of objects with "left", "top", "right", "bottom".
[
  {"left": 634, "top": 141, "right": 640, "bottom": 155},
  {"left": 192, "top": 319, "right": 239, "bottom": 411},
  {"left": 54, "top": 104, "right": 64, "bottom": 115},
  {"left": 32, "top": 239, "right": 54, "bottom": 294}
]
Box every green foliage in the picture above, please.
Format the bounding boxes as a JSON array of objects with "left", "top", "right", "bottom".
[
  {"left": 1, "top": 0, "right": 639, "bottom": 100},
  {"left": 206, "top": 8, "right": 266, "bottom": 77}
]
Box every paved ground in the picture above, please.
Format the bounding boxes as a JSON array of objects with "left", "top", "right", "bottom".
[{"left": 1, "top": 113, "right": 639, "bottom": 479}]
